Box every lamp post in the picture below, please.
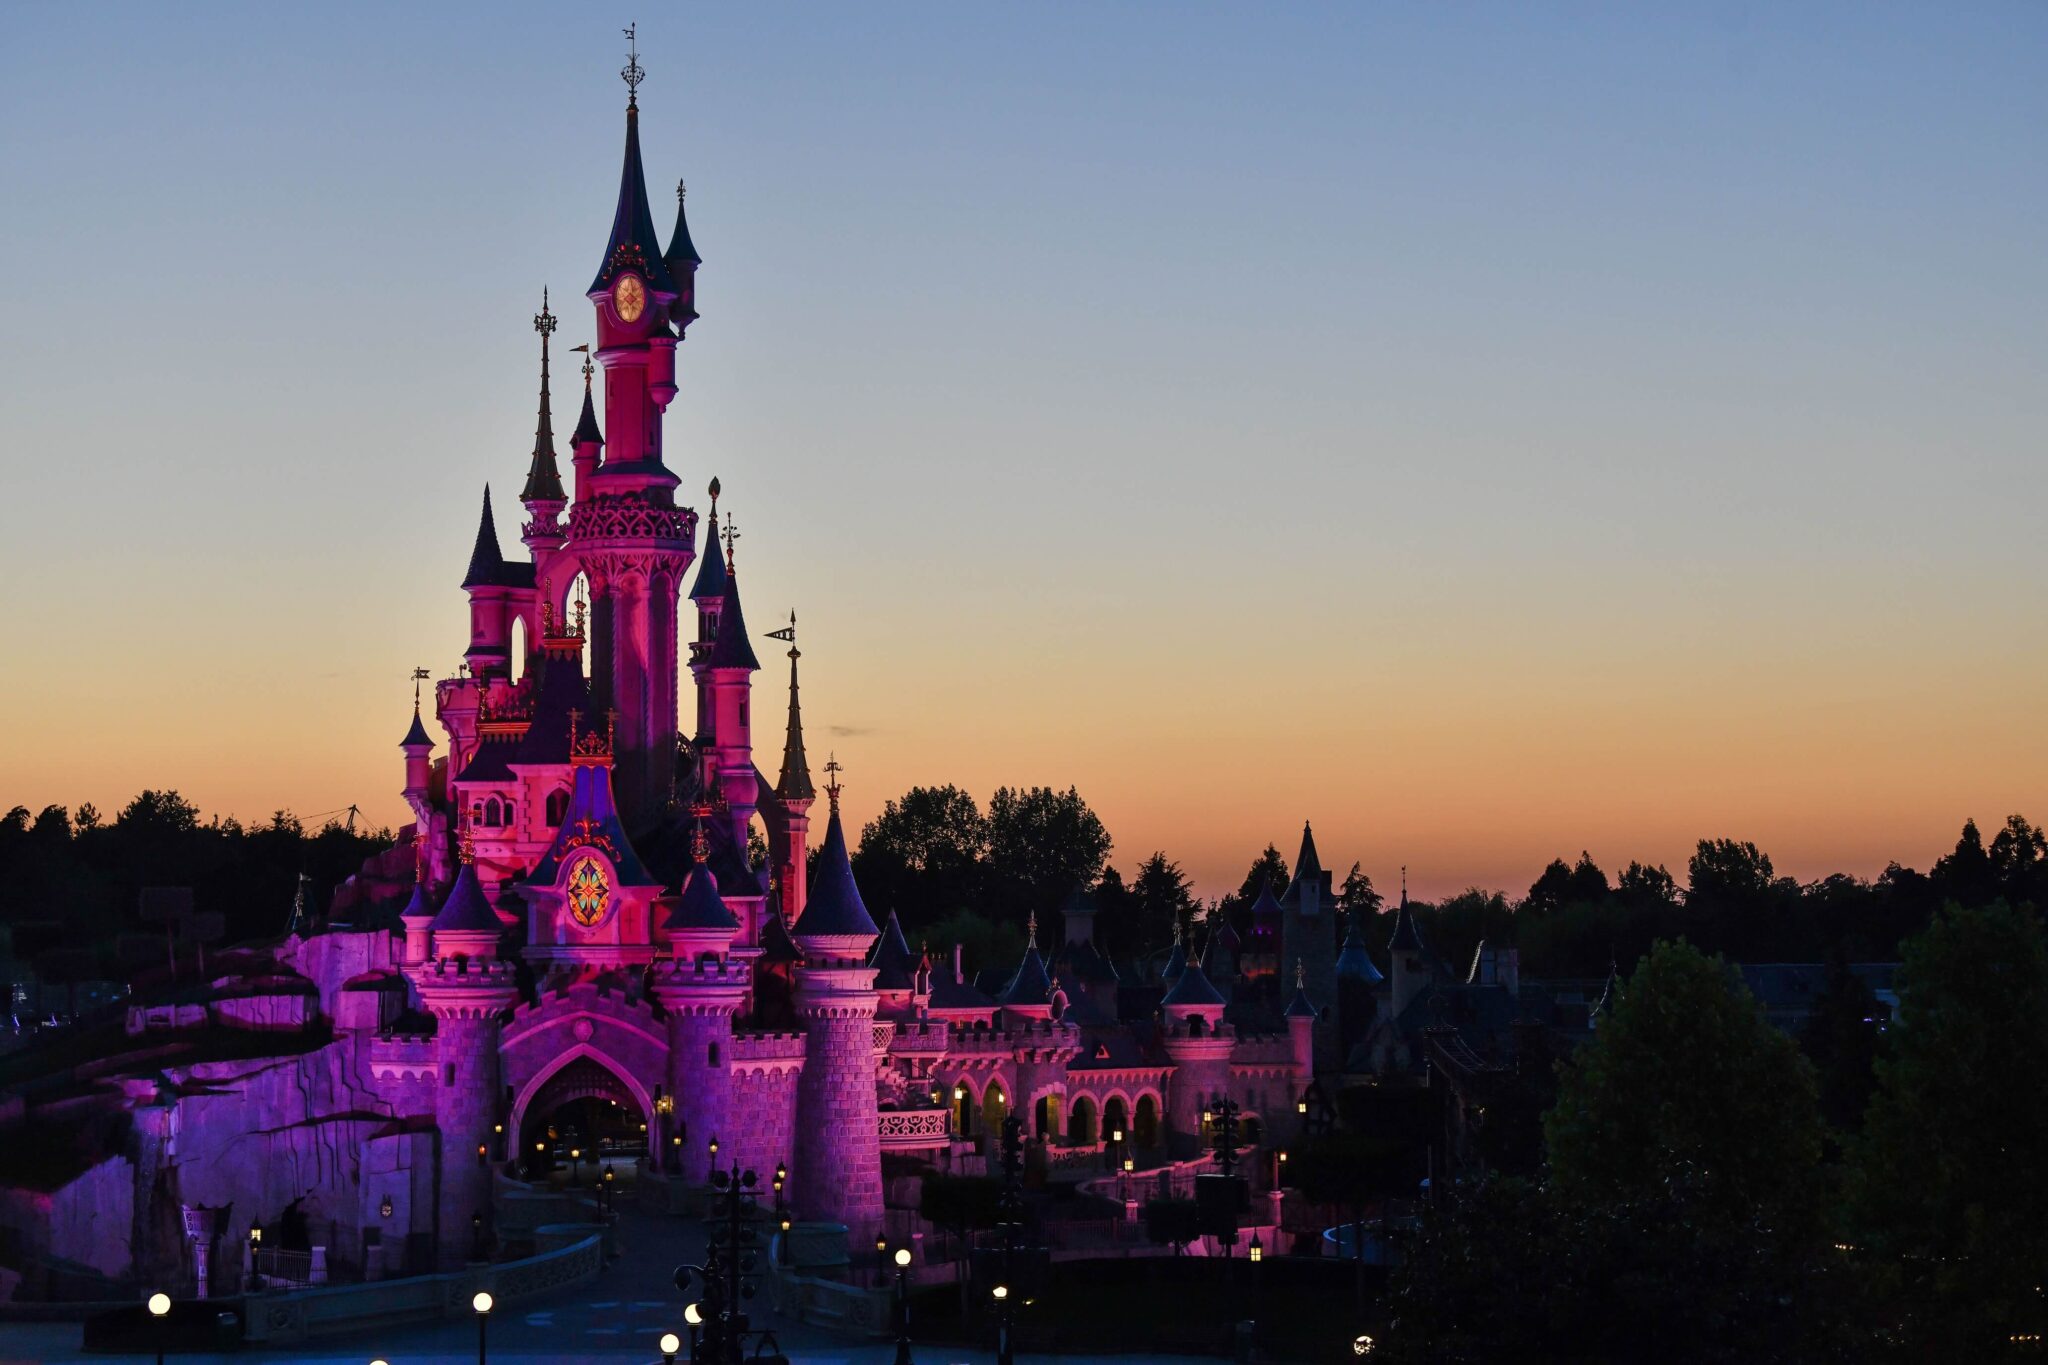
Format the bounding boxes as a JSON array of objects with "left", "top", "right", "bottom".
[
  {"left": 684, "top": 1301, "right": 704, "bottom": 1363},
  {"left": 892, "top": 1246, "right": 914, "bottom": 1365},
  {"left": 603, "top": 1166, "right": 615, "bottom": 1216},
  {"left": 875, "top": 1234, "right": 889, "bottom": 1290},
  {"left": 472, "top": 1290, "right": 493, "bottom": 1365},
  {"left": 147, "top": 1291, "right": 171, "bottom": 1365},
  {"left": 659, "top": 1329, "right": 683, "bottom": 1364},
  {"left": 570, "top": 1146, "right": 582, "bottom": 1185}
]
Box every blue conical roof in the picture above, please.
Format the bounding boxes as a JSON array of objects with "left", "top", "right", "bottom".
[
  {"left": 400, "top": 705, "right": 433, "bottom": 750},
  {"left": 665, "top": 863, "right": 738, "bottom": 931},
  {"left": 792, "top": 804, "right": 878, "bottom": 941},
  {"left": 589, "top": 105, "right": 676, "bottom": 297},
  {"left": 571, "top": 380, "right": 603, "bottom": 447},
  {"left": 999, "top": 938, "right": 1052, "bottom": 1007},
  {"left": 704, "top": 576, "right": 761, "bottom": 671},
  {"left": 691, "top": 507, "right": 730, "bottom": 601},
  {"left": 869, "top": 910, "right": 917, "bottom": 990},
  {"left": 462, "top": 487, "right": 506, "bottom": 589},
  {"left": 399, "top": 875, "right": 437, "bottom": 923},
  {"left": 1162, "top": 959, "right": 1225, "bottom": 1008},
  {"left": 431, "top": 862, "right": 503, "bottom": 934},
  {"left": 1337, "top": 915, "right": 1384, "bottom": 984},
  {"left": 1387, "top": 894, "right": 1425, "bottom": 954}
]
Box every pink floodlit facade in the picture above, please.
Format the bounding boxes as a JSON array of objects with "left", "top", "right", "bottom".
[{"left": 0, "top": 72, "right": 1353, "bottom": 1300}]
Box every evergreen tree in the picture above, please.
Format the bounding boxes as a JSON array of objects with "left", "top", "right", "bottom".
[
  {"left": 1228, "top": 843, "right": 1289, "bottom": 912},
  {"left": 1129, "top": 852, "right": 1197, "bottom": 954}
]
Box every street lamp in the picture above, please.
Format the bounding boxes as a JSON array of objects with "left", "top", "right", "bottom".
[
  {"left": 147, "top": 1292, "right": 171, "bottom": 1365},
  {"left": 472, "top": 1290, "right": 493, "bottom": 1365},
  {"left": 659, "top": 1329, "right": 682, "bottom": 1364},
  {"left": 892, "top": 1246, "right": 914, "bottom": 1365},
  {"left": 1353, "top": 1333, "right": 1375, "bottom": 1356},
  {"left": 603, "top": 1166, "right": 616, "bottom": 1215}
]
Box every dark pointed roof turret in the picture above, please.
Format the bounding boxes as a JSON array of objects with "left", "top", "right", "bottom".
[
  {"left": 665, "top": 862, "right": 739, "bottom": 932},
  {"left": 691, "top": 481, "right": 730, "bottom": 601},
  {"left": 704, "top": 571, "right": 762, "bottom": 671},
  {"left": 869, "top": 909, "right": 917, "bottom": 991},
  {"left": 400, "top": 703, "right": 433, "bottom": 750},
  {"left": 462, "top": 487, "right": 507, "bottom": 589},
  {"left": 772, "top": 614, "right": 815, "bottom": 803},
  {"left": 571, "top": 349, "right": 603, "bottom": 447},
  {"left": 1336, "top": 912, "right": 1384, "bottom": 983},
  {"left": 792, "top": 770, "right": 879, "bottom": 946},
  {"left": 998, "top": 913, "right": 1053, "bottom": 1007},
  {"left": 1284, "top": 959, "right": 1319, "bottom": 1018},
  {"left": 666, "top": 179, "right": 702, "bottom": 271},
  {"left": 1162, "top": 957, "right": 1225, "bottom": 1008},
  {"left": 520, "top": 291, "right": 567, "bottom": 504},
  {"left": 431, "top": 853, "right": 503, "bottom": 935},
  {"left": 1387, "top": 878, "right": 1425, "bottom": 954},
  {"left": 588, "top": 87, "right": 676, "bottom": 298}
]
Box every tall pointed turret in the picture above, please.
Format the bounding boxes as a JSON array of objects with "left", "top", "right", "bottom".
[
  {"left": 520, "top": 291, "right": 567, "bottom": 512},
  {"left": 665, "top": 180, "right": 701, "bottom": 332},
  {"left": 588, "top": 79, "right": 675, "bottom": 299},
  {"left": 569, "top": 345, "right": 602, "bottom": 501},
  {"left": 462, "top": 487, "right": 506, "bottom": 589},
  {"left": 775, "top": 614, "right": 814, "bottom": 804}
]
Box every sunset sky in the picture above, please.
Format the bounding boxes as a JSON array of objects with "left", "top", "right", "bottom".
[{"left": 2, "top": 4, "right": 2043, "bottom": 900}]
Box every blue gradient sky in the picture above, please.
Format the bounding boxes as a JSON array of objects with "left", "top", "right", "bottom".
[{"left": 2, "top": 4, "right": 2044, "bottom": 898}]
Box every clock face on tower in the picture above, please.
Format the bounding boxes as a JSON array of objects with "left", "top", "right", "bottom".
[
  {"left": 612, "top": 274, "right": 646, "bottom": 323},
  {"left": 566, "top": 854, "right": 613, "bottom": 927}
]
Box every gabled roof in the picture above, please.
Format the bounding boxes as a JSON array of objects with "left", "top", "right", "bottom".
[
  {"left": 703, "top": 577, "right": 762, "bottom": 671},
  {"left": 430, "top": 862, "right": 503, "bottom": 934},
  {"left": 527, "top": 760, "right": 659, "bottom": 889},
  {"left": 792, "top": 804, "right": 878, "bottom": 942},
  {"left": 868, "top": 910, "right": 917, "bottom": 991},
  {"left": 456, "top": 737, "right": 519, "bottom": 784},
  {"left": 400, "top": 705, "right": 433, "bottom": 750},
  {"left": 1162, "top": 959, "right": 1225, "bottom": 1008},
  {"left": 929, "top": 963, "right": 997, "bottom": 1011},
  {"left": 509, "top": 651, "right": 591, "bottom": 767},
  {"left": 665, "top": 863, "right": 738, "bottom": 931},
  {"left": 462, "top": 487, "right": 506, "bottom": 589},
  {"left": 588, "top": 104, "right": 677, "bottom": 297}
]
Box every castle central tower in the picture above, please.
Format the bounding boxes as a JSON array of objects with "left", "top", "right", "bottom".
[{"left": 569, "top": 50, "right": 705, "bottom": 817}]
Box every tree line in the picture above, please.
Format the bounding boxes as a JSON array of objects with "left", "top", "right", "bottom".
[
  {"left": 856, "top": 782, "right": 2047, "bottom": 981},
  {"left": 0, "top": 793, "right": 393, "bottom": 1001}
]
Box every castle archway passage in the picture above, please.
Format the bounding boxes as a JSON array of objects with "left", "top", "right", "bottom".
[{"left": 512, "top": 1053, "right": 651, "bottom": 1177}]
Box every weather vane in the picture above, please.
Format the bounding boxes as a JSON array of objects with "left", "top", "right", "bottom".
[
  {"left": 534, "top": 287, "right": 557, "bottom": 338},
  {"left": 621, "top": 24, "right": 644, "bottom": 106},
  {"left": 823, "top": 753, "right": 843, "bottom": 812},
  {"left": 411, "top": 666, "right": 431, "bottom": 706},
  {"left": 768, "top": 610, "right": 797, "bottom": 656}
]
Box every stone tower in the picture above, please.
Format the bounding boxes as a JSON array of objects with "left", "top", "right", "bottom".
[
  {"left": 574, "top": 83, "right": 698, "bottom": 816},
  {"left": 407, "top": 848, "right": 519, "bottom": 1265},
  {"left": 788, "top": 770, "right": 884, "bottom": 1241}
]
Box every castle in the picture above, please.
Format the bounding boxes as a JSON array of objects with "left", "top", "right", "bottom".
[{"left": 0, "top": 57, "right": 1493, "bottom": 1299}]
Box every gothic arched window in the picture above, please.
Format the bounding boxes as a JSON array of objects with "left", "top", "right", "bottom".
[{"left": 546, "top": 790, "right": 570, "bottom": 826}]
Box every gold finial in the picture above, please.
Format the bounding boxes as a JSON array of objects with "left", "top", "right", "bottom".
[
  {"left": 1295, "top": 958, "right": 1306, "bottom": 991},
  {"left": 722, "top": 515, "right": 738, "bottom": 571},
  {"left": 708, "top": 475, "right": 720, "bottom": 507},
  {"left": 572, "top": 577, "right": 588, "bottom": 639},
  {"left": 1027, "top": 911, "right": 1038, "bottom": 948},
  {"left": 540, "top": 601, "right": 556, "bottom": 636},
  {"left": 459, "top": 823, "right": 476, "bottom": 866},
  {"left": 621, "top": 24, "right": 644, "bottom": 108},
  {"left": 690, "top": 819, "right": 710, "bottom": 864},
  {"left": 823, "top": 753, "right": 843, "bottom": 813}
]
